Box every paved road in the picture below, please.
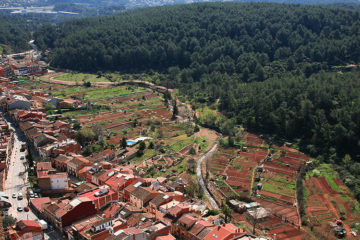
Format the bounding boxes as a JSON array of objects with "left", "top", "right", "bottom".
[
  {"left": 2, "top": 112, "right": 61, "bottom": 239},
  {"left": 197, "top": 143, "right": 219, "bottom": 210},
  {"left": 3, "top": 114, "right": 36, "bottom": 221}
]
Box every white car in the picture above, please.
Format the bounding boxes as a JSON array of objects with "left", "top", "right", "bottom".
[
  {"left": 12, "top": 193, "right": 16, "bottom": 198},
  {"left": 17, "top": 193, "right": 23, "bottom": 200}
]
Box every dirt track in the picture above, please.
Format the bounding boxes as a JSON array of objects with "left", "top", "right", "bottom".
[{"left": 39, "top": 73, "right": 168, "bottom": 93}]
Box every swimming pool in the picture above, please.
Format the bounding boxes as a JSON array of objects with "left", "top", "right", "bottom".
[{"left": 127, "top": 140, "right": 136, "bottom": 146}]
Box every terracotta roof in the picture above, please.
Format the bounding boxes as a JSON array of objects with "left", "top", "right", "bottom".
[
  {"left": 121, "top": 227, "right": 143, "bottom": 236},
  {"left": 69, "top": 156, "right": 90, "bottom": 167},
  {"left": 63, "top": 99, "right": 78, "bottom": 104},
  {"left": 53, "top": 121, "right": 68, "bottom": 127},
  {"left": 30, "top": 197, "right": 51, "bottom": 212},
  {"left": 167, "top": 203, "right": 190, "bottom": 217},
  {"left": 155, "top": 234, "right": 176, "bottom": 240},
  {"left": 17, "top": 220, "right": 41, "bottom": 230},
  {"left": 97, "top": 169, "right": 116, "bottom": 184},
  {"left": 54, "top": 154, "right": 72, "bottom": 163},
  {"left": 149, "top": 193, "right": 166, "bottom": 207},
  {"left": 203, "top": 224, "right": 242, "bottom": 240},
  {"left": 56, "top": 197, "right": 92, "bottom": 218},
  {"left": 102, "top": 148, "right": 114, "bottom": 156},
  {"left": 131, "top": 187, "right": 154, "bottom": 202},
  {"left": 36, "top": 162, "right": 54, "bottom": 171},
  {"left": 103, "top": 202, "right": 124, "bottom": 218},
  {"left": 178, "top": 214, "right": 197, "bottom": 229},
  {"left": 189, "top": 220, "right": 214, "bottom": 236},
  {"left": 197, "top": 227, "right": 213, "bottom": 240},
  {"left": 125, "top": 180, "right": 144, "bottom": 194},
  {"left": 75, "top": 182, "right": 97, "bottom": 193}
]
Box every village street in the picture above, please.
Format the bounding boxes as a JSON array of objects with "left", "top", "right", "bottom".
[{"left": 1, "top": 111, "right": 61, "bottom": 239}]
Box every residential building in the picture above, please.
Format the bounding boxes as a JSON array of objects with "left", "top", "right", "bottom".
[
  {"left": 67, "top": 155, "right": 91, "bottom": 177},
  {"left": 77, "top": 186, "right": 119, "bottom": 210},
  {"left": 7, "top": 220, "right": 44, "bottom": 240}
]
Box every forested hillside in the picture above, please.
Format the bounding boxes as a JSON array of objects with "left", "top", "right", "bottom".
[
  {"left": 0, "top": 14, "right": 32, "bottom": 53},
  {"left": 35, "top": 3, "right": 360, "bottom": 199},
  {"left": 36, "top": 3, "right": 360, "bottom": 74}
]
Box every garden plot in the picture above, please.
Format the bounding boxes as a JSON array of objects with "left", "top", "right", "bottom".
[{"left": 305, "top": 164, "right": 360, "bottom": 239}]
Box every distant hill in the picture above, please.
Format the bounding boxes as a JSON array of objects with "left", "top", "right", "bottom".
[
  {"left": 35, "top": 2, "right": 360, "bottom": 73},
  {"left": 0, "top": 14, "right": 32, "bottom": 53}
]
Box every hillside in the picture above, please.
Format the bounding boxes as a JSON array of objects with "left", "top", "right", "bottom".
[
  {"left": 36, "top": 3, "right": 360, "bottom": 73},
  {"left": 0, "top": 14, "right": 32, "bottom": 53},
  {"left": 35, "top": 2, "right": 360, "bottom": 200}
]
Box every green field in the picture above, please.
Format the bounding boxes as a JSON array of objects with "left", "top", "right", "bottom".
[
  {"left": 52, "top": 85, "right": 147, "bottom": 100},
  {"left": 54, "top": 73, "right": 122, "bottom": 83},
  {"left": 307, "top": 163, "right": 340, "bottom": 192},
  {"left": 262, "top": 180, "right": 295, "bottom": 197},
  {"left": 167, "top": 135, "right": 194, "bottom": 152},
  {"left": 62, "top": 108, "right": 111, "bottom": 117}
]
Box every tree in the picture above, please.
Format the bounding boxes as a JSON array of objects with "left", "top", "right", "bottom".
[
  {"left": 45, "top": 103, "right": 56, "bottom": 111},
  {"left": 189, "top": 147, "right": 196, "bottom": 155},
  {"left": 221, "top": 205, "right": 232, "bottom": 223},
  {"left": 139, "top": 141, "right": 146, "bottom": 151},
  {"left": 228, "top": 136, "right": 235, "bottom": 147},
  {"left": 2, "top": 215, "right": 16, "bottom": 228},
  {"left": 148, "top": 141, "right": 154, "bottom": 149},
  {"left": 172, "top": 100, "right": 178, "bottom": 120},
  {"left": 120, "top": 137, "right": 127, "bottom": 149},
  {"left": 194, "top": 125, "right": 200, "bottom": 132},
  {"left": 76, "top": 128, "right": 96, "bottom": 146}
]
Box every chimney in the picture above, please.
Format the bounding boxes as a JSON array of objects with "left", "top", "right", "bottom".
[{"left": 274, "top": 233, "right": 277, "bottom": 240}]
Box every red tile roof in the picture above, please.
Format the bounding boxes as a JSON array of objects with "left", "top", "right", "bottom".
[
  {"left": 155, "top": 234, "right": 176, "bottom": 240},
  {"left": 103, "top": 202, "right": 124, "bottom": 218},
  {"left": 37, "top": 162, "right": 53, "bottom": 171},
  {"left": 102, "top": 149, "right": 114, "bottom": 156},
  {"left": 178, "top": 214, "right": 197, "bottom": 228},
  {"left": 189, "top": 220, "right": 214, "bottom": 236},
  {"left": 78, "top": 187, "right": 116, "bottom": 202},
  {"left": 203, "top": 224, "right": 243, "bottom": 240},
  {"left": 167, "top": 203, "right": 190, "bottom": 217},
  {"left": 17, "top": 220, "right": 42, "bottom": 232}
]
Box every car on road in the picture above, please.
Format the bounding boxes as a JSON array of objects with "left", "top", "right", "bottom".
[
  {"left": 20, "top": 156, "right": 25, "bottom": 160},
  {"left": 24, "top": 206, "right": 29, "bottom": 212},
  {"left": 17, "top": 193, "right": 23, "bottom": 200},
  {"left": 12, "top": 193, "right": 16, "bottom": 198},
  {"left": 17, "top": 207, "right": 23, "bottom": 212}
]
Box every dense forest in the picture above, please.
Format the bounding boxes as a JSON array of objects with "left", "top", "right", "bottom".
[
  {"left": 0, "top": 14, "right": 33, "bottom": 53},
  {"left": 34, "top": 2, "right": 360, "bottom": 199},
  {"left": 36, "top": 3, "right": 360, "bottom": 74}
]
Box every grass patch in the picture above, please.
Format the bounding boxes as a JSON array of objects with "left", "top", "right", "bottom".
[
  {"left": 62, "top": 108, "right": 111, "bottom": 117},
  {"left": 307, "top": 163, "right": 340, "bottom": 192},
  {"left": 262, "top": 180, "right": 295, "bottom": 197},
  {"left": 130, "top": 149, "right": 156, "bottom": 163},
  {"left": 54, "top": 73, "right": 124, "bottom": 83}
]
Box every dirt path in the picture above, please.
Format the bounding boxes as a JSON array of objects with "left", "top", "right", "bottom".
[
  {"left": 323, "top": 194, "right": 353, "bottom": 239},
  {"left": 39, "top": 72, "right": 168, "bottom": 92}
]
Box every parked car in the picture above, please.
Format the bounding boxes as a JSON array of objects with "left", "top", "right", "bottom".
[
  {"left": 17, "top": 193, "right": 23, "bottom": 200},
  {"left": 12, "top": 193, "right": 16, "bottom": 198},
  {"left": 24, "top": 206, "right": 29, "bottom": 212},
  {"left": 29, "top": 190, "right": 34, "bottom": 198},
  {"left": 17, "top": 207, "right": 23, "bottom": 212},
  {"left": 34, "top": 193, "right": 38, "bottom": 198}
]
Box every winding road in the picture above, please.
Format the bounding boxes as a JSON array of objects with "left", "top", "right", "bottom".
[{"left": 197, "top": 143, "right": 219, "bottom": 210}]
